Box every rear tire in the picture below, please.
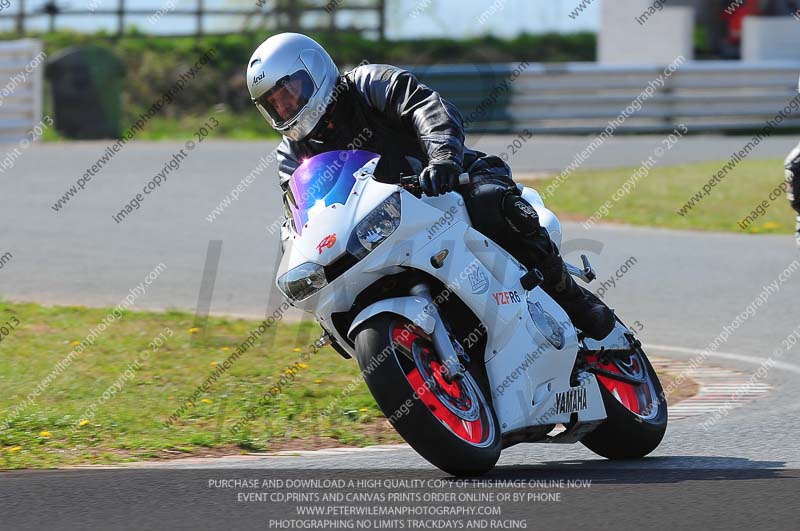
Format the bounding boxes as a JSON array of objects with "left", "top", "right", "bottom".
[
  {"left": 581, "top": 346, "right": 668, "bottom": 459},
  {"left": 354, "top": 315, "right": 501, "bottom": 476}
]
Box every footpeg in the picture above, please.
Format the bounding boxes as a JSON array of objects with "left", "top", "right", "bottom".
[
  {"left": 521, "top": 268, "right": 544, "bottom": 291},
  {"left": 565, "top": 255, "right": 596, "bottom": 283},
  {"left": 314, "top": 333, "right": 332, "bottom": 349}
]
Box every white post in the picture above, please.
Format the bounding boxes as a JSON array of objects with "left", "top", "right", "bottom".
[
  {"left": 30, "top": 39, "right": 44, "bottom": 138},
  {"left": 742, "top": 17, "right": 800, "bottom": 62},
  {"left": 599, "top": 0, "right": 694, "bottom": 65}
]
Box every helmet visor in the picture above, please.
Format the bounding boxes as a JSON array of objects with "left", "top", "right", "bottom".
[{"left": 255, "top": 69, "right": 316, "bottom": 126}]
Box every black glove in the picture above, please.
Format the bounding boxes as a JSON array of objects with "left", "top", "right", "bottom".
[{"left": 420, "top": 160, "right": 462, "bottom": 197}]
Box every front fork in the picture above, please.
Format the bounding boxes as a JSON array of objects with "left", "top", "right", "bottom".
[{"left": 409, "top": 283, "right": 466, "bottom": 382}]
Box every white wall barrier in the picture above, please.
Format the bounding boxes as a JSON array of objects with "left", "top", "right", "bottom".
[{"left": 0, "top": 39, "right": 45, "bottom": 143}]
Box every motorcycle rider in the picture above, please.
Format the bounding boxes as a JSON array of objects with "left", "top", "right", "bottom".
[
  {"left": 784, "top": 77, "right": 800, "bottom": 248},
  {"left": 247, "top": 33, "right": 615, "bottom": 340},
  {"left": 786, "top": 78, "right": 800, "bottom": 249},
  {"left": 787, "top": 142, "right": 800, "bottom": 248}
]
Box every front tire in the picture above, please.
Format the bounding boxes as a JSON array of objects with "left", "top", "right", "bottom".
[
  {"left": 581, "top": 346, "right": 668, "bottom": 459},
  {"left": 354, "top": 315, "right": 501, "bottom": 476}
]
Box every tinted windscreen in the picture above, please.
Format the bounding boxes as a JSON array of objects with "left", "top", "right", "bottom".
[{"left": 287, "top": 150, "right": 380, "bottom": 234}]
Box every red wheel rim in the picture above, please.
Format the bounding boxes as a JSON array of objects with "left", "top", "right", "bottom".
[
  {"left": 390, "top": 321, "right": 495, "bottom": 447},
  {"left": 586, "top": 353, "right": 658, "bottom": 418}
]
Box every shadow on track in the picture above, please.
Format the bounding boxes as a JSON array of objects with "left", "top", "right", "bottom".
[{"left": 487, "top": 455, "right": 791, "bottom": 484}]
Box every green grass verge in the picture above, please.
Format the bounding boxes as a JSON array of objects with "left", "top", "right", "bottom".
[
  {"left": 0, "top": 302, "right": 394, "bottom": 469},
  {"left": 130, "top": 109, "right": 281, "bottom": 141},
  {"left": 540, "top": 158, "right": 795, "bottom": 234},
  {"left": 41, "top": 109, "right": 280, "bottom": 142}
]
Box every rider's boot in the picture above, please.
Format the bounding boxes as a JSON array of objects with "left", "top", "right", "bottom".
[
  {"left": 502, "top": 193, "right": 615, "bottom": 340},
  {"left": 538, "top": 247, "right": 616, "bottom": 340}
]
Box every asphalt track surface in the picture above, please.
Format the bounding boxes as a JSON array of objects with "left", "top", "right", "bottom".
[{"left": 1, "top": 137, "right": 799, "bottom": 529}]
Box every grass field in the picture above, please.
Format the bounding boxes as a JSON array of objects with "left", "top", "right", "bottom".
[
  {"left": 539, "top": 158, "right": 795, "bottom": 234},
  {"left": 0, "top": 302, "right": 394, "bottom": 469},
  {"left": 42, "top": 109, "right": 281, "bottom": 142},
  {"left": 0, "top": 301, "right": 693, "bottom": 469},
  {"left": 130, "top": 109, "right": 282, "bottom": 141}
]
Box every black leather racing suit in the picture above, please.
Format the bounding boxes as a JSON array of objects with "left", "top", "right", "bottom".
[{"left": 275, "top": 64, "right": 614, "bottom": 339}]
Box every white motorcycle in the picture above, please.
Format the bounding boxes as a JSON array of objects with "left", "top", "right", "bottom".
[{"left": 277, "top": 150, "right": 667, "bottom": 476}]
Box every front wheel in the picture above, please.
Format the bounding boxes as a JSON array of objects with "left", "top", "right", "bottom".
[
  {"left": 354, "top": 315, "right": 501, "bottom": 476},
  {"left": 580, "top": 344, "right": 668, "bottom": 459}
]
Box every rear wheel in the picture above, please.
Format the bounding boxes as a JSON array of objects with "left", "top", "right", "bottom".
[
  {"left": 580, "top": 345, "right": 667, "bottom": 459},
  {"left": 354, "top": 315, "right": 500, "bottom": 476}
]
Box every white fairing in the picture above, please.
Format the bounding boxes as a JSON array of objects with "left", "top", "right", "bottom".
[
  {"left": 348, "top": 296, "right": 436, "bottom": 338},
  {"left": 520, "top": 186, "right": 562, "bottom": 250},
  {"left": 277, "top": 157, "right": 608, "bottom": 440}
]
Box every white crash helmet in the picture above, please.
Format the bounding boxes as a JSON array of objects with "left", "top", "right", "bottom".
[{"left": 247, "top": 33, "right": 339, "bottom": 141}]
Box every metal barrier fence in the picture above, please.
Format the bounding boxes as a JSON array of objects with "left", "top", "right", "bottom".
[
  {"left": 0, "top": 39, "right": 43, "bottom": 143},
  {"left": 0, "top": 0, "right": 385, "bottom": 40},
  {"left": 410, "top": 61, "right": 800, "bottom": 134}
]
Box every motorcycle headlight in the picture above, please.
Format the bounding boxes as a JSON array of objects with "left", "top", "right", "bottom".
[
  {"left": 347, "top": 193, "right": 401, "bottom": 259},
  {"left": 277, "top": 262, "right": 327, "bottom": 302}
]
